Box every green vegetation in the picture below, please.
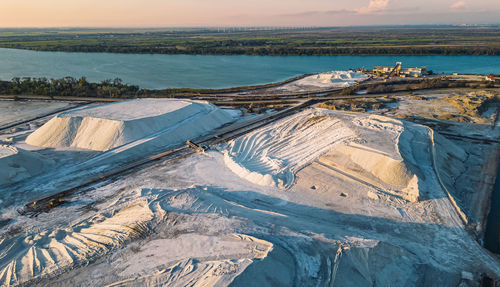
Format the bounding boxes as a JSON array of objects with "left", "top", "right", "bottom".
[
  {"left": 0, "top": 27, "right": 500, "bottom": 56},
  {"left": 0, "top": 75, "right": 495, "bottom": 101},
  {"left": 0, "top": 77, "right": 145, "bottom": 98},
  {"left": 0, "top": 74, "right": 310, "bottom": 99}
]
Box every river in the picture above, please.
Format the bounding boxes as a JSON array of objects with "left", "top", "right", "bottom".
[{"left": 1, "top": 48, "right": 500, "bottom": 89}]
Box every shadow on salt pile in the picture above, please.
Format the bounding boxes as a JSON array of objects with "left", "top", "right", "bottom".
[
  {"left": 0, "top": 148, "right": 98, "bottom": 207},
  {"left": 0, "top": 145, "right": 55, "bottom": 188},
  {"left": 1, "top": 186, "right": 496, "bottom": 286},
  {"left": 160, "top": 186, "right": 493, "bottom": 286}
]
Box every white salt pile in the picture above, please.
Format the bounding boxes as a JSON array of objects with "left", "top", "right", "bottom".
[
  {"left": 223, "top": 110, "right": 356, "bottom": 189},
  {"left": 321, "top": 115, "right": 424, "bottom": 201},
  {"left": 26, "top": 99, "right": 233, "bottom": 151},
  {"left": 280, "top": 70, "right": 367, "bottom": 91},
  {"left": 0, "top": 145, "right": 53, "bottom": 186},
  {"left": 0, "top": 187, "right": 274, "bottom": 286},
  {"left": 222, "top": 110, "right": 466, "bottom": 202}
]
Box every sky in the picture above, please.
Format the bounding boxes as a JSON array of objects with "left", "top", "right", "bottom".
[{"left": 0, "top": 0, "right": 499, "bottom": 28}]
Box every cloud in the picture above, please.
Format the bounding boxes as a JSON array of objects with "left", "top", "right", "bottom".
[
  {"left": 358, "top": 0, "right": 390, "bottom": 14},
  {"left": 450, "top": 1, "right": 466, "bottom": 9}
]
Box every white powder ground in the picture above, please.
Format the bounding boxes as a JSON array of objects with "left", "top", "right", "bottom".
[{"left": 1, "top": 108, "right": 499, "bottom": 286}]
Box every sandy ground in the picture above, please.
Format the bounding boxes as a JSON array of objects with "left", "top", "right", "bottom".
[
  {"left": 382, "top": 90, "right": 499, "bottom": 125},
  {"left": 0, "top": 106, "right": 499, "bottom": 286}
]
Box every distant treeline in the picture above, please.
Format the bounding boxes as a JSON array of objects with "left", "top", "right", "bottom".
[
  {"left": 0, "top": 74, "right": 311, "bottom": 99},
  {"left": 2, "top": 43, "right": 499, "bottom": 56},
  {"left": 1, "top": 27, "right": 500, "bottom": 56},
  {"left": 0, "top": 76, "right": 496, "bottom": 100},
  {"left": 0, "top": 77, "right": 146, "bottom": 98}
]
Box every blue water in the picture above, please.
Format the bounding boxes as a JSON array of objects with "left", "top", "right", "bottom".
[{"left": 1, "top": 48, "right": 500, "bottom": 89}]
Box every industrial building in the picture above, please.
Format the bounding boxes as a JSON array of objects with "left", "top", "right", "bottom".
[{"left": 373, "top": 62, "right": 428, "bottom": 78}]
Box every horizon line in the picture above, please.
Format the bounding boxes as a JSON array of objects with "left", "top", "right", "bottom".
[{"left": 1, "top": 24, "right": 500, "bottom": 30}]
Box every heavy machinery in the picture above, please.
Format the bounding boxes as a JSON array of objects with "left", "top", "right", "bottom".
[
  {"left": 386, "top": 62, "right": 402, "bottom": 79},
  {"left": 186, "top": 140, "right": 207, "bottom": 153}
]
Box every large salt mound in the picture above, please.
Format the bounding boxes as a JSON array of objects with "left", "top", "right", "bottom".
[
  {"left": 223, "top": 111, "right": 466, "bottom": 202},
  {"left": 0, "top": 145, "right": 53, "bottom": 186},
  {"left": 315, "top": 115, "right": 431, "bottom": 202},
  {"left": 26, "top": 99, "right": 232, "bottom": 151},
  {"left": 282, "top": 70, "right": 367, "bottom": 91},
  {"left": 223, "top": 110, "right": 356, "bottom": 189}
]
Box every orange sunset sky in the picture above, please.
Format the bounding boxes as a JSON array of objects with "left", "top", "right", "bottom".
[{"left": 0, "top": 0, "right": 499, "bottom": 27}]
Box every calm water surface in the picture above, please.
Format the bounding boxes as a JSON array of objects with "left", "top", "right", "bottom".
[{"left": 1, "top": 48, "right": 500, "bottom": 89}]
